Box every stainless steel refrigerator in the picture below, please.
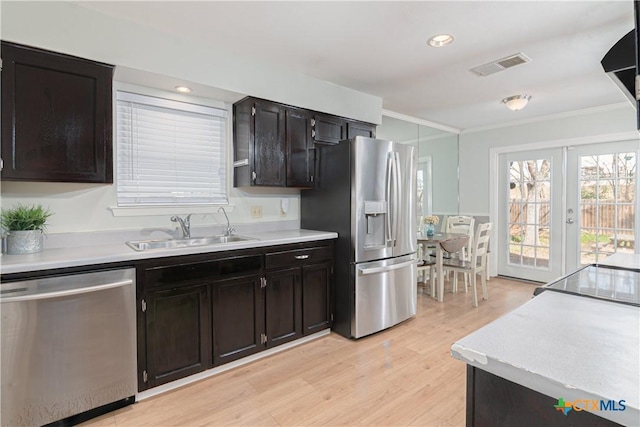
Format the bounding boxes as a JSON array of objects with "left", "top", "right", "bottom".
[{"left": 301, "top": 136, "right": 417, "bottom": 339}]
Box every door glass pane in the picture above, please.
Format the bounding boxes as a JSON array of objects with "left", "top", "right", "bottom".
[
  {"left": 508, "top": 159, "right": 552, "bottom": 270},
  {"left": 579, "top": 152, "right": 636, "bottom": 265}
]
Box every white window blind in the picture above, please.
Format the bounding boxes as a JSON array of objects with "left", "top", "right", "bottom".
[{"left": 116, "top": 91, "right": 228, "bottom": 206}]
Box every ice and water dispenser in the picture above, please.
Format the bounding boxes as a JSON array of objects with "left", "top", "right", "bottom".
[{"left": 363, "top": 200, "right": 388, "bottom": 249}]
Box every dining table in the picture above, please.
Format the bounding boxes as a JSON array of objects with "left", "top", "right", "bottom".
[{"left": 417, "top": 232, "right": 470, "bottom": 302}]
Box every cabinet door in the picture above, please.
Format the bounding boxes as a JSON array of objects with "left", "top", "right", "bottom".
[
  {"left": 1, "top": 42, "right": 113, "bottom": 183},
  {"left": 145, "top": 284, "right": 210, "bottom": 389},
  {"left": 286, "top": 108, "right": 314, "bottom": 188},
  {"left": 212, "top": 276, "right": 264, "bottom": 366},
  {"left": 265, "top": 268, "right": 302, "bottom": 347},
  {"left": 302, "top": 263, "right": 333, "bottom": 335},
  {"left": 346, "top": 121, "right": 376, "bottom": 139},
  {"left": 253, "top": 101, "right": 286, "bottom": 186},
  {"left": 312, "top": 113, "right": 345, "bottom": 144},
  {"left": 233, "top": 99, "right": 252, "bottom": 187}
]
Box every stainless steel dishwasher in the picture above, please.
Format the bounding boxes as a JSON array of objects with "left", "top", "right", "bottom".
[{"left": 1, "top": 268, "right": 137, "bottom": 426}]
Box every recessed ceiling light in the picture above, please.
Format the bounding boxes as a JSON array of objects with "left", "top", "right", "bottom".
[
  {"left": 427, "top": 34, "right": 454, "bottom": 48},
  {"left": 175, "top": 86, "right": 192, "bottom": 93}
]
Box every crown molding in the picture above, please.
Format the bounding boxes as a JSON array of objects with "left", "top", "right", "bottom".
[
  {"left": 382, "top": 109, "right": 461, "bottom": 134},
  {"left": 461, "top": 102, "right": 634, "bottom": 134}
]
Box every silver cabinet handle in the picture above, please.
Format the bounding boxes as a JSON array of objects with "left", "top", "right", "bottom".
[
  {"left": 1, "top": 279, "right": 133, "bottom": 303},
  {"left": 294, "top": 255, "right": 310, "bottom": 260},
  {"left": 566, "top": 218, "right": 574, "bottom": 224}
]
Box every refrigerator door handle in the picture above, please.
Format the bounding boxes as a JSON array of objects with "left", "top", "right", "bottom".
[
  {"left": 385, "top": 153, "right": 393, "bottom": 246},
  {"left": 358, "top": 258, "right": 418, "bottom": 275},
  {"left": 392, "top": 152, "right": 401, "bottom": 247}
]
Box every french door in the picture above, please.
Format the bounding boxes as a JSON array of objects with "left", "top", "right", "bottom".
[
  {"left": 497, "top": 141, "right": 638, "bottom": 283},
  {"left": 498, "top": 148, "right": 564, "bottom": 283},
  {"left": 565, "top": 142, "right": 638, "bottom": 269}
]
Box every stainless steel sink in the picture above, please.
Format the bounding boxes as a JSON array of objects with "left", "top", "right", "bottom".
[{"left": 126, "top": 235, "right": 256, "bottom": 251}]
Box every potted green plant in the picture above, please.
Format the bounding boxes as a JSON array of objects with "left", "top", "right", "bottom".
[{"left": 1, "top": 204, "right": 52, "bottom": 254}]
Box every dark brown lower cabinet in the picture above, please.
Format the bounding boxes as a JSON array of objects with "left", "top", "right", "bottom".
[
  {"left": 302, "top": 262, "right": 332, "bottom": 335},
  {"left": 211, "top": 276, "right": 264, "bottom": 366},
  {"left": 145, "top": 284, "right": 210, "bottom": 389},
  {"left": 137, "top": 240, "right": 334, "bottom": 391},
  {"left": 265, "top": 268, "right": 302, "bottom": 347},
  {"left": 466, "top": 366, "right": 622, "bottom": 427},
  {"left": 265, "top": 243, "right": 333, "bottom": 339}
]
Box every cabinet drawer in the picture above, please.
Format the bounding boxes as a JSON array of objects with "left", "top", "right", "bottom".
[
  {"left": 145, "top": 254, "right": 262, "bottom": 288},
  {"left": 265, "top": 245, "right": 332, "bottom": 269}
]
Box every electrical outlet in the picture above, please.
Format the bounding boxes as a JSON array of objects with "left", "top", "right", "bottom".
[{"left": 251, "top": 206, "right": 263, "bottom": 218}]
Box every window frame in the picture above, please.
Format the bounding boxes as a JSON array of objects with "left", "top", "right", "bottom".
[{"left": 110, "top": 83, "right": 232, "bottom": 216}]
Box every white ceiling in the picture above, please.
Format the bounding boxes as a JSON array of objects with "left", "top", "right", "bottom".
[{"left": 79, "top": 1, "right": 635, "bottom": 131}]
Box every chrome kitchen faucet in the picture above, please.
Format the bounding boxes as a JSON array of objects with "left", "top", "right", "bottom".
[
  {"left": 171, "top": 214, "right": 192, "bottom": 239},
  {"left": 218, "top": 207, "right": 235, "bottom": 236}
]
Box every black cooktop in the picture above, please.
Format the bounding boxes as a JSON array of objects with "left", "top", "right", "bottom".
[{"left": 534, "top": 264, "right": 640, "bottom": 307}]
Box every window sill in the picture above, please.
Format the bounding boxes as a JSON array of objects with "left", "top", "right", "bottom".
[{"left": 109, "top": 205, "right": 235, "bottom": 217}]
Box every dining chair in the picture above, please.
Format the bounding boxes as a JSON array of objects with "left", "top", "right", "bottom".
[
  {"left": 442, "top": 222, "right": 493, "bottom": 307},
  {"left": 416, "top": 240, "right": 437, "bottom": 296},
  {"left": 444, "top": 216, "right": 475, "bottom": 261},
  {"left": 442, "top": 215, "right": 475, "bottom": 289},
  {"left": 416, "top": 257, "right": 436, "bottom": 295}
]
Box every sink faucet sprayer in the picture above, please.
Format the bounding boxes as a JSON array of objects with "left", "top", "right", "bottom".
[
  {"left": 171, "top": 214, "right": 192, "bottom": 239},
  {"left": 218, "top": 207, "right": 235, "bottom": 236}
]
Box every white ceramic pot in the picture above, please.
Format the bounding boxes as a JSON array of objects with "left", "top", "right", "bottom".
[{"left": 6, "top": 230, "right": 44, "bottom": 254}]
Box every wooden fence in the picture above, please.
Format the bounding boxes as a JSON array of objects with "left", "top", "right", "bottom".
[{"left": 509, "top": 202, "right": 635, "bottom": 232}]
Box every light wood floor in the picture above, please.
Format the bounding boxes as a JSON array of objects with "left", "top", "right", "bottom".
[{"left": 82, "top": 277, "right": 538, "bottom": 427}]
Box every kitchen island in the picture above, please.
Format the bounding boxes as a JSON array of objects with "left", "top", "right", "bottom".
[{"left": 451, "top": 253, "right": 640, "bottom": 427}]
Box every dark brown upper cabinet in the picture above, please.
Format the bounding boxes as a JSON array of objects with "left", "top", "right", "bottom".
[
  {"left": 346, "top": 120, "right": 377, "bottom": 139},
  {"left": 234, "top": 98, "right": 286, "bottom": 187},
  {"left": 286, "top": 108, "right": 315, "bottom": 188},
  {"left": 251, "top": 99, "right": 286, "bottom": 186},
  {"left": 1, "top": 41, "right": 114, "bottom": 183},
  {"left": 234, "top": 97, "right": 315, "bottom": 189},
  {"left": 311, "top": 113, "right": 345, "bottom": 144},
  {"left": 233, "top": 96, "right": 376, "bottom": 189}
]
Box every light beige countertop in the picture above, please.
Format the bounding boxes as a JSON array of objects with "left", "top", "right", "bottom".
[
  {"left": 451, "top": 291, "right": 639, "bottom": 426},
  {"left": 451, "top": 253, "right": 640, "bottom": 426},
  {"left": 0, "top": 229, "right": 338, "bottom": 275}
]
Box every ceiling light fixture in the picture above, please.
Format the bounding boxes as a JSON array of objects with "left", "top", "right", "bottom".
[
  {"left": 502, "top": 95, "right": 531, "bottom": 111},
  {"left": 175, "top": 86, "right": 192, "bottom": 93},
  {"left": 427, "top": 34, "right": 454, "bottom": 48}
]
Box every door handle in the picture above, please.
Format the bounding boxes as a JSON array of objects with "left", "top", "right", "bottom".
[{"left": 566, "top": 218, "right": 574, "bottom": 224}]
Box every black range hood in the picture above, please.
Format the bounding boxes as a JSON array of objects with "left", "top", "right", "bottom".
[
  {"left": 601, "top": 29, "right": 637, "bottom": 104},
  {"left": 601, "top": 1, "right": 639, "bottom": 129}
]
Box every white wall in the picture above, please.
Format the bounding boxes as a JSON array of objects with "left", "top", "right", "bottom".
[
  {"left": 420, "top": 133, "right": 459, "bottom": 215},
  {"left": 458, "top": 104, "right": 639, "bottom": 216},
  {"left": 1, "top": 2, "right": 381, "bottom": 124},
  {"left": 0, "top": 1, "right": 382, "bottom": 234}
]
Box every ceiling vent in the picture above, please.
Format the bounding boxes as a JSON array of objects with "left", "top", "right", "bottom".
[{"left": 470, "top": 53, "right": 532, "bottom": 77}]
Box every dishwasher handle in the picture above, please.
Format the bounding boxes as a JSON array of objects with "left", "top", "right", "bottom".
[{"left": 1, "top": 279, "right": 134, "bottom": 303}]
